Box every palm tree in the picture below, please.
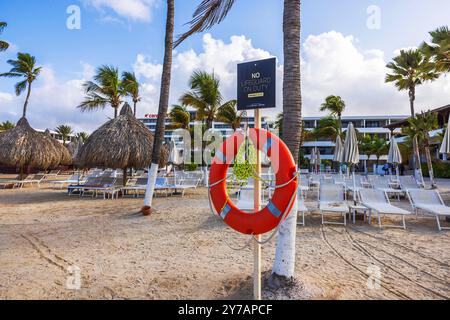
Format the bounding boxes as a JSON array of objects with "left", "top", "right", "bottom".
[
  {"left": 175, "top": 0, "right": 303, "bottom": 285},
  {"left": 121, "top": 71, "right": 141, "bottom": 116},
  {"left": 0, "top": 53, "right": 42, "bottom": 118},
  {"left": 76, "top": 132, "right": 89, "bottom": 143},
  {"left": 78, "top": 65, "right": 124, "bottom": 118},
  {"left": 386, "top": 49, "right": 438, "bottom": 117},
  {"left": 216, "top": 100, "right": 245, "bottom": 130},
  {"left": 421, "top": 26, "right": 450, "bottom": 75},
  {"left": 55, "top": 125, "right": 73, "bottom": 146},
  {"left": 314, "top": 116, "right": 342, "bottom": 141},
  {"left": 370, "top": 136, "right": 389, "bottom": 169},
  {"left": 142, "top": 0, "right": 175, "bottom": 215},
  {"left": 320, "top": 95, "right": 346, "bottom": 132},
  {"left": 407, "top": 111, "right": 439, "bottom": 188},
  {"left": 169, "top": 105, "right": 191, "bottom": 129},
  {"left": 0, "top": 22, "right": 9, "bottom": 52},
  {"left": 180, "top": 70, "right": 234, "bottom": 129},
  {"left": 0, "top": 121, "right": 15, "bottom": 132}
]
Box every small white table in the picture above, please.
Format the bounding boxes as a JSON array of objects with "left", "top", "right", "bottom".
[{"left": 348, "top": 204, "right": 370, "bottom": 224}]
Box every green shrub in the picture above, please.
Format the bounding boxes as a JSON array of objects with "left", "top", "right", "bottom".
[
  {"left": 185, "top": 163, "right": 198, "bottom": 171},
  {"left": 421, "top": 161, "right": 450, "bottom": 178}
]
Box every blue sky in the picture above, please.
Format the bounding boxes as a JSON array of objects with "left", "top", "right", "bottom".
[{"left": 1, "top": 0, "right": 450, "bottom": 132}]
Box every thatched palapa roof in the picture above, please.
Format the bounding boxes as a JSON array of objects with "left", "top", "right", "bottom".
[
  {"left": 44, "top": 129, "right": 72, "bottom": 166},
  {"left": 77, "top": 103, "right": 168, "bottom": 169},
  {"left": 0, "top": 117, "right": 63, "bottom": 169}
]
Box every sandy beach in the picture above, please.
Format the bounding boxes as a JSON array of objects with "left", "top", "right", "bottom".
[{"left": 0, "top": 180, "right": 449, "bottom": 300}]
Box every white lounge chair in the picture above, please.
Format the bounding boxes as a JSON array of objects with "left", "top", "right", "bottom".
[
  {"left": 297, "top": 188, "right": 308, "bottom": 226},
  {"left": 12, "top": 174, "right": 46, "bottom": 188},
  {"left": 318, "top": 184, "right": 349, "bottom": 226},
  {"left": 399, "top": 175, "right": 421, "bottom": 191},
  {"left": 50, "top": 173, "right": 84, "bottom": 189},
  {"left": 358, "top": 189, "right": 411, "bottom": 229},
  {"left": 370, "top": 176, "right": 404, "bottom": 201},
  {"left": 236, "top": 189, "right": 254, "bottom": 211},
  {"left": 406, "top": 189, "right": 450, "bottom": 231}
]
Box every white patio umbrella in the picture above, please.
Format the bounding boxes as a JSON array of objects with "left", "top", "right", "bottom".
[
  {"left": 343, "top": 122, "right": 360, "bottom": 201},
  {"left": 310, "top": 147, "right": 321, "bottom": 173},
  {"left": 439, "top": 115, "right": 450, "bottom": 155},
  {"left": 387, "top": 136, "right": 402, "bottom": 183},
  {"left": 333, "top": 135, "right": 344, "bottom": 174}
]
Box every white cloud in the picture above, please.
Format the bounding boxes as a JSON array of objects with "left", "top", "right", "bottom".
[
  {"left": 134, "top": 34, "right": 284, "bottom": 118},
  {"left": 0, "top": 62, "right": 109, "bottom": 133},
  {"left": 2, "top": 32, "right": 450, "bottom": 134},
  {"left": 82, "top": 0, "right": 159, "bottom": 21},
  {"left": 133, "top": 32, "right": 450, "bottom": 121}
]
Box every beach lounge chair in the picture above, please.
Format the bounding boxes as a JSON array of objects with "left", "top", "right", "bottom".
[
  {"left": 50, "top": 173, "right": 84, "bottom": 189},
  {"left": 68, "top": 176, "right": 102, "bottom": 196},
  {"left": 406, "top": 189, "right": 450, "bottom": 231},
  {"left": 80, "top": 177, "right": 118, "bottom": 199},
  {"left": 174, "top": 177, "right": 200, "bottom": 197},
  {"left": 297, "top": 188, "right": 308, "bottom": 226},
  {"left": 153, "top": 177, "right": 173, "bottom": 197},
  {"left": 45, "top": 170, "right": 60, "bottom": 177},
  {"left": 358, "top": 189, "right": 411, "bottom": 229},
  {"left": 399, "top": 175, "right": 421, "bottom": 191},
  {"left": 318, "top": 184, "right": 349, "bottom": 226},
  {"left": 13, "top": 174, "right": 46, "bottom": 188},
  {"left": 370, "top": 176, "right": 404, "bottom": 201},
  {"left": 0, "top": 175, "right": 22, "bottom": 189},
  {"left": 121, "top": 177, "right": 148, "bottom": 197},
  {"left": 236, "top": 189, "right": 254, "bottom": 211}
]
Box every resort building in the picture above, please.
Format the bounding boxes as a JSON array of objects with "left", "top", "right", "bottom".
[{"left": 302, "top": 115, "right": 407, "bottom": 161}]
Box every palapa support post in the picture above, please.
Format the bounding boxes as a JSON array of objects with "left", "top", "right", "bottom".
[{"left": 253, "top": 108, "right": 262, "bottom": 300}]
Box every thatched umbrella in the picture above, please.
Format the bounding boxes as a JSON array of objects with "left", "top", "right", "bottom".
[
  {"left": 0, "top": 117, "right": 62, "bottom": 179},
  {"left": 44, "top": 129, "right": 72, "bottom": 166},
  {"left": 77, "top": 103, "right": 168, "bottom": 186},
  {"left": 67, "top": 137, "right": 84, "bottom": 167}
]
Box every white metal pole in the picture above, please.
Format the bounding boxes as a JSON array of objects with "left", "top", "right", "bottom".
[{"left": 253, "top": 108, "right": 262, "bottom": 300}]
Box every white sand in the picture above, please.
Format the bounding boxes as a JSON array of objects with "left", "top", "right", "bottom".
[{"left": 0, "top": 182, "right": 449, "bottom": 300}]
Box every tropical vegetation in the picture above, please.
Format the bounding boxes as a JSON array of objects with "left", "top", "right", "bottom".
[
  {"left": 78, "top": 65, "right": 124, "bottom": 118},
  {"left": 0, "top": 53, "right": 42, "bottom": 118},
  {"left": 0, "top": 121, "right": 15, "bottom": 131},
  {"left": 320, "top": 95, "right": 346, "bottom": 133},
  {"left": 121, "top": 71, "right": 141, "bottom": 116},
  {"left": 0, "top": 21, "right": 9, "bottom": 52},
  {"left": 54, "top": 124, "right": 74, "bottom": 146}
]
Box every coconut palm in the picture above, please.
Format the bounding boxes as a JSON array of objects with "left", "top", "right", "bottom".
[
  {"left": 142, "top": 0, "right": 175, "bottom": 215},
  {"left": 0, "top": 53, "right": 42, "bottom": 118},
  {"left": 76, "top": 132, "right": 90, "bottom": 143},
  {"left": 320, "top": 95, "right": 346, "bottom": 133},
  {"left": 0, "top": 22, "right": 9, "bottom": 52},
  {"left": 121, "top": 71, "right": 141, "bottom": 116},
  {"left": 0, "top": 121, "right": 15, "bottom": 132},
  {"left": 180, "top": 70, "right": 234, "bottom": 129},
  {"left": 314, "top": 116, "right": 342, "bottom": 141},
  {"left": 175, "top": 0, "right": 303, "bottom": 285},
  {"left": 421, "top": 26, "right": 450, "bottom": 74},
  {"left": 169, "top": 105, "right": 191, "bottom": 130},
  {"left": 78, "top": 65, "right": 124, "bottom": 118},
  {"left": 216, "top": 100, "right": 245, "bottom": 130},
  {"left": 55, "top": 125, "right": 73, "bottom": 146},
  {"left": 370, "top": 136, "right": 389, "bottom": 169},
  {"left": 386, "top": 49, "right": 438, "bottom": 117},
  {"left": 406, "top": 111, "right": 439, "bottom": 188}
]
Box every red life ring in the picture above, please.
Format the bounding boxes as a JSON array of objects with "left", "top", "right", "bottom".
[{"left": 209, "top": 128, "right": 298, "bottom": 235}]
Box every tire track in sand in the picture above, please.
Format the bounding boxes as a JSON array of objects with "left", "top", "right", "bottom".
[{"left": 320, "top": 225, "right": 411, "bottom": 300}]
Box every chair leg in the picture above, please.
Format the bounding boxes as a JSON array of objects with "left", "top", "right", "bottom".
[
  {"left": 402, "top": 215, "right": 406, "bottom": 230},
  {"left": 436, "top": 215, "right": 442, "bottom": 231},
  {"left": 378, "top": 214, "right": 382, "bottom": 229}
]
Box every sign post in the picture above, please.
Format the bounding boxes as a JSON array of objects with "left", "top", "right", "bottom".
[
  {"left": 253, "top": 108, "right": 262, "bottom": 301},
  {"left": 237, "top": 57, "right": 276, "bottom": 300}
]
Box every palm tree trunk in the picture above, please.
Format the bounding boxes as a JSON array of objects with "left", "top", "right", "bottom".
[
  {"left": 424, "top": 140, "right": 437, "bottom": 188},
  {"left": 23, "top": 82, "right": 32, "bottom": 118},
  {"left": 143, "top": 0, "right": 174, "bottom": 214},
  {"left": 409, "top": 89, "right": 424, "bottom": 182},
  {"left": 114, "top": 107, "right": 118, "bottom": 119},
  {"left": 123, "top": 167, "right": 128, "bottom": 187},
  {"left": 271, "top": 0, "right": 302, "bottom": 287},
  {"left": 409, "top": 86, "right": 415, "bottom": 117},
  {"left": 133, "top": 100, "right": 137, "bottom": 116}
]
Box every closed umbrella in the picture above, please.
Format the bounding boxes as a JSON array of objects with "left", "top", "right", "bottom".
[
  {"left": 439, "top": 115, "right": 450, "bottom": 155},
  {"left": 310, "top": 147, "right": 317, "bottom": 173},
  {"left": 387, "top": 136, "right": 402, "bottom": 183},
  {"left": 343, "top": 122, "right": 360, "bottom": 201},
  {"left": 333, "top": 135, "right": 344, "bottom": 174},
  {"left": 315, "top": 147, "right": 321, "bottom": 173}
]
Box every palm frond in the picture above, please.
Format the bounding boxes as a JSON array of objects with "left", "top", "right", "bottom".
[{"left": 174, "top": 0, "right": 235, "bottom": 47}]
